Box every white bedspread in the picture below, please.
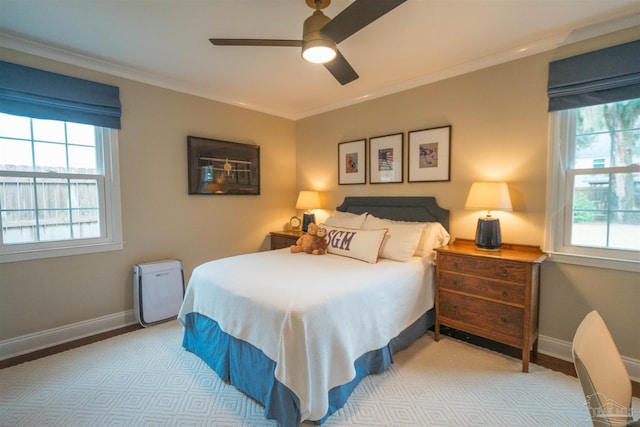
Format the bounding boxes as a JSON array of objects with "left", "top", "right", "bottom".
[{"left": 178, "top": 249, "right": 434, "bottom": 422}]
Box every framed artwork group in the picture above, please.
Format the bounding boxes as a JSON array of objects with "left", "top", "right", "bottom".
[{"left": 338, "top": 125, "right": 451, "bottom": 185}]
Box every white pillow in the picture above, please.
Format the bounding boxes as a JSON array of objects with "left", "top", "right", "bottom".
[
  {"left": 323, "top": 211, "right": 368, "bottom": 229},
  {"left": 321, "top": 224, "right": 387, "bottom": 264},
  {"left": 415, "top": 222, "right": 450, "bottom": 260},
  {"left": 362, "top": 215, "right": 424, "bottom": 262}
]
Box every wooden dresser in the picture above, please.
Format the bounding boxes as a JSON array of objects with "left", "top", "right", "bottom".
[
  {"left": 434, "top": 238, "right": 546, "bottom": 372},
  {"left": 269, "top": 230, "right": 302, "bottom": 250}
]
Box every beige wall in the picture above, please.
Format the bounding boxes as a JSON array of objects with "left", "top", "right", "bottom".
[
  {"left": 0, "top": 48, "right": 297, "bottom": 341},
  {"left": 296, "top": 29, "right": 640, "bottom": 360},
  {"left": 1, "top": 29, "right": 638, "bottom": 362},
  {"left": 296, "top": 54, "right": 548, "bottom": 245}
]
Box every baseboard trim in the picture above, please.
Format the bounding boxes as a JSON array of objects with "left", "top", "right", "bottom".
[
  {"left": 3, "top": 319, "right": 638, "bottom": 383},
  {"left": 538, "top": 334, "right": 640, "bottom": 383},
  {"left": 0, "top": 310, "right": 137, "bottom": 361}
]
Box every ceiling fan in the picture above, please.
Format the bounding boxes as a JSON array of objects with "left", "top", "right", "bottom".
[{"left": 209, "top": 0, "right": 407, "bottom": 85}]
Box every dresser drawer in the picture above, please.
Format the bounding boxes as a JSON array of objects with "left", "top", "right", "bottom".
[
  {"left": 271, "top": 235, "right": 296, "bottom": 250},
  {"left": 439, "top": 291, "right": 524, "bottom": 340},
  {"left": 438, "top": 272, "right": 525, "bottom": 305},
  {"left": 439, "top": 254, "right": 527, "bottom": 283}
]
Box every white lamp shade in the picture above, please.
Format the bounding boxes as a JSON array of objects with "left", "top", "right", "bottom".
[
  {"left": 464, "top": 182, "right": 513, "bottom": 212},
  {"left": 296, "top": 190, "right": 321, "bottom": 211}
]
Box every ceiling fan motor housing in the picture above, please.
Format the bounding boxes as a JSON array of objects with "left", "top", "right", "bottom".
[{"left": 302, "top": 10, "right": 336, "bottom": 63}]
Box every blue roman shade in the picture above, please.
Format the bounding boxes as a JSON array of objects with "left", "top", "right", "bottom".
[
  {"left": 0, "top": 61, "right": 122, "bottom": 129},
  {"left": 547, "top": 40, "right": 640, "bottom": 112}
]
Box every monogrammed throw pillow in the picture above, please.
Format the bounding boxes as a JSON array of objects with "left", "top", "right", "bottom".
[{"left": 321, "top": 225, "right": 388, "bottom": 264}]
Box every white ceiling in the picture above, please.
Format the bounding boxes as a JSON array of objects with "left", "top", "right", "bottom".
[{"left": 1, "top": 0, "right": 638, "bottom": 120}]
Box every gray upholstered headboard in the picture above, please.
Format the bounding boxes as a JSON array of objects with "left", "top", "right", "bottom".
[{"left": 336, "top": 197, "right": 449, "bottom": 231}]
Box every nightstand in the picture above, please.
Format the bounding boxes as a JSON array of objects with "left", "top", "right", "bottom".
[
  {"left": 434, "top": 238, "right": 546, "bottom": 372},
  {"left": 269, "top": 230, "right": 302, "bottom": 250}
]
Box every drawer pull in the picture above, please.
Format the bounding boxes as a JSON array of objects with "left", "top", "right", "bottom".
[
  {"left": 502, "top": 291, "right": 508, "bottom": 298},
  {"left": 450, "top": 306, "right": 457, "bottom": 313},
  {"left": 500, "top": 268, "right": 508, "bottom": 276},
  {"left": 453, "top": 262, "right": 459, "bottom": 268},
  {"left": 498, "top": 317, "right": 507, "bottom": 324}
]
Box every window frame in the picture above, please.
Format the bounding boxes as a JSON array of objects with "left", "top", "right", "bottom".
[
  {"left": 0, "top": 126, "right": 123, "bottom": 263},
  {"left": 545, "top": 109, "right": 640, "bottom": 272}
]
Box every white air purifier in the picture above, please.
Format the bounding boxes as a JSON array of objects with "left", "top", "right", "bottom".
[{"left": 133, "top": 259, "right": 184, "bottom": 327}]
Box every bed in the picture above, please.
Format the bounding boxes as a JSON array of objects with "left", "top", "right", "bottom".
[{"left": 178, "top": 196, "right": 450, "bottom": 426}]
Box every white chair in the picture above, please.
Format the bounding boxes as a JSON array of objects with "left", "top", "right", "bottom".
[{"left": 572, "top": 310, "right": 639, "bottom": 427}]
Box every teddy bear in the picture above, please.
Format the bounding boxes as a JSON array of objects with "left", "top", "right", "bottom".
[
  {"left": 290, "top": 223, "right": 327, "bottom": 255},
  {"left": 309, "top": 226, "right": 327, "bottom": 255}
]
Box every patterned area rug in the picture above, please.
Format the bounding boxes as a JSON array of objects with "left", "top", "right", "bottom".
[{"left": 1, "top": 320, "right": 637, "bottom": 426}]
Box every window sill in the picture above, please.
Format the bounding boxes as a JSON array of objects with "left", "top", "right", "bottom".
[
  {"left": 545, "top": 251, "right": 640, "bottom": 273},
  {"left": 0, "top": 241, "right": 124, "bottom": 263}
]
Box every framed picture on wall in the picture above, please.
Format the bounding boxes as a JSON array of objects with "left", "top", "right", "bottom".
[
  {"left": 338, "top": 139, "right": 366, "bottom": 185},
  {"left": 187, "top": 135, "right": 260, "bottom": 195},
  {"left": 369, "top": 133, "right": 403, "bottom": 184},
  {"left": 408, "top": 125, "right": 451, "bottom": 182}
]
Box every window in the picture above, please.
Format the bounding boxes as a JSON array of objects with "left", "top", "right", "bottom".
[
  {"left": 0, "top": 60, "right": 122, "bottom": 262},
  {"left": 545, "top": 40, "right": 640, "bottom": 271},
  {"left": 0, "top": 113, "right": 122, "bottom": 262},
  {"left": 546, "top": 99, "right": 640, "bottom": 270}
]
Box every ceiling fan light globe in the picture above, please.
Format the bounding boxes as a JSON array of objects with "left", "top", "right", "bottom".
[{"left": 302, "top": 44, "right": 336, "bottom": 63}]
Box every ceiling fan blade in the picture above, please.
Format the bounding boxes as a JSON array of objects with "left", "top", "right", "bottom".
[
  {"left": 320, "top": 0, "right": 407, "bottom": 44},
  {"left": 324, "top": 50, "right": 358, "bottom": 85},
  {"left": 210, "top": 39, "right": 302, "bottom": 47}
]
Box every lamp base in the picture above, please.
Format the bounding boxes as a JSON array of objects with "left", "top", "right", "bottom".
[
  {"left": 302, "top": 213, "right": 316, "bottom": 232},
  {"left": 475, "top": 217, "right": 502, "bottom": 250}
]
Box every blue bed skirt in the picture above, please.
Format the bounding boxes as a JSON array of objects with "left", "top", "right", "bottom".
[{"left": 182, "top": 309, "right": 435, "bottom": 426}]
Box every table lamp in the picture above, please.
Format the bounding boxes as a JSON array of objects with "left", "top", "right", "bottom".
[
  {"left": 464, "top": 182, "right": 513, "bottom": 250},
  {"left": 296, "top": 190, "right": 321, "bottom": 232}
]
